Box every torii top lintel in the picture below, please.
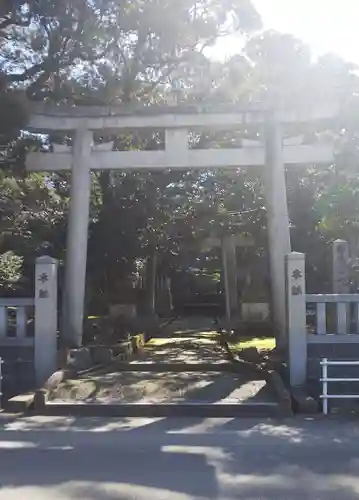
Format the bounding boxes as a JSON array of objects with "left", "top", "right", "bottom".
[{"left": 27, "top": 101, "right": 338, "bottom": 132}]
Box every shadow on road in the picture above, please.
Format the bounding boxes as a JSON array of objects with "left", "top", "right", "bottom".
[
  {"left": 0, "top": 440, "right": 218, "bottom": 499},
  {"left": 1, "top": 416, "right": 359, "bottom": 499}
]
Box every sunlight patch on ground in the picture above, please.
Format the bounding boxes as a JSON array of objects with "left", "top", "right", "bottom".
[
  {"left": 147, "top": 334, "right": 219, "bottom": 347},
  {"left": 230, "top": 337, "right": 276, "bottom": 352},
  {"left": 195, "top": 331, "right": 219, "bottom": 338},
  {"left": 172, "top": 329, "right": 219, "bottom": 338}
]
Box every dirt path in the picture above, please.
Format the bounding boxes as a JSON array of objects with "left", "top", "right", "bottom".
[
  {"left": 130, "top": 317, "right": 227, "bottom": 365},
  {"left": 50, "top": 317, "right": 277, "bottom": 407}
]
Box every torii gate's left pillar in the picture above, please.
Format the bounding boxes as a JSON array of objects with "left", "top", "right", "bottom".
[
  {"left": 63, "top": 127, "right": 93, "bottom": 347},
  {"left": 264, "top": 113, "right": 291, "bottom": 350}
]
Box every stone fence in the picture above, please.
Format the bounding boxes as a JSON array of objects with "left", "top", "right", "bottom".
[
  {"left": 287, "top": 252, "right": 359, "bottom": 390},
  {"left": 0, "top": 256, "right": 58, "bottom": 392}
]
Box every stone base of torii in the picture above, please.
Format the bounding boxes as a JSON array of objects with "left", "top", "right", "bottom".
[{"left": 25, "top": 102, "right": 336, "bottom": 349}]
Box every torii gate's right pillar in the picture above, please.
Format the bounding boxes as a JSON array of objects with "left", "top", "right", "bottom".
[{"left": 264, "top": 112, "right": 292, "bottom": 350}]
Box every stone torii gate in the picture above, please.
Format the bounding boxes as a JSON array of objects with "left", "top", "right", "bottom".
[{"left": 26, "top": 103, "right": 335, "bottom": 348}]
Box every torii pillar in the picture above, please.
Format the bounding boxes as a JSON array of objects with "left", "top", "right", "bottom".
[
  {"left": 203, "top": 234, "right": 255, "bottom": 328},
  {"left": 264, "top": 113, "right": 292, "bottom": 349},
  {"left": 63, "top": 128, "right": 93, "bottom": 347},
  {"left": 222, "top": 234, "right": 239, "bottom": 327}
]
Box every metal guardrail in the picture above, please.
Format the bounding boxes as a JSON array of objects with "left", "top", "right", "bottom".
[{"left": 320, "top": 358, "right": 359, "bottom": 414}]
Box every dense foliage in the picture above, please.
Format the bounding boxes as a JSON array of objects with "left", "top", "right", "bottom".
[{"left": 1, "top": 0, "right": 359, "bottom": 340}]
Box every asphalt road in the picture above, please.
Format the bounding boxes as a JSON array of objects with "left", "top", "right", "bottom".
[{"left": 1, "top": 415, "right": 359, "bottom": 499}]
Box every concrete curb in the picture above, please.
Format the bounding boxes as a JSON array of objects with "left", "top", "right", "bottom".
[
  {"left": 5, "top": 393, "right": 36, "bottom": 413},
  {"left": 109, "top": 362, "right": 239, "bottom": 372},
  {"left": 41, "top": 401, "right": 283, "bottom": 418}
]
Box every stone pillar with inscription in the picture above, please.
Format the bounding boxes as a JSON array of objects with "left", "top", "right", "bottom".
[
  {"left": 333, "top": 239, "right": 350, "bottom": 293},
  {"left": 35, "top": 256, "right": 58, "bottom": 385},
  {"left": 286, "top": 252, "right": 307, "bottom": 387},
  {"left": 332, "top": 239, "right": 350, "bottom": 333}
]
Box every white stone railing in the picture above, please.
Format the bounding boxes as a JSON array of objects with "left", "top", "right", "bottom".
[
  {"left": 306, "top": 294, "right": 359, "bottom": 336},
  {"left": 0, "top": 298, "right": 35, "bottom": 346},
  {"left": 0, "top": 256, "right": 58, "bottom": 385}
]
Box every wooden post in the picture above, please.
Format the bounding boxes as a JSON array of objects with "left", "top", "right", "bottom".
[
  {"left": 286, "top": 252, "right": 307, "bottom": 387},
  {"left": 35, "top": 256, "right": 58, "bottom": 385}
]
